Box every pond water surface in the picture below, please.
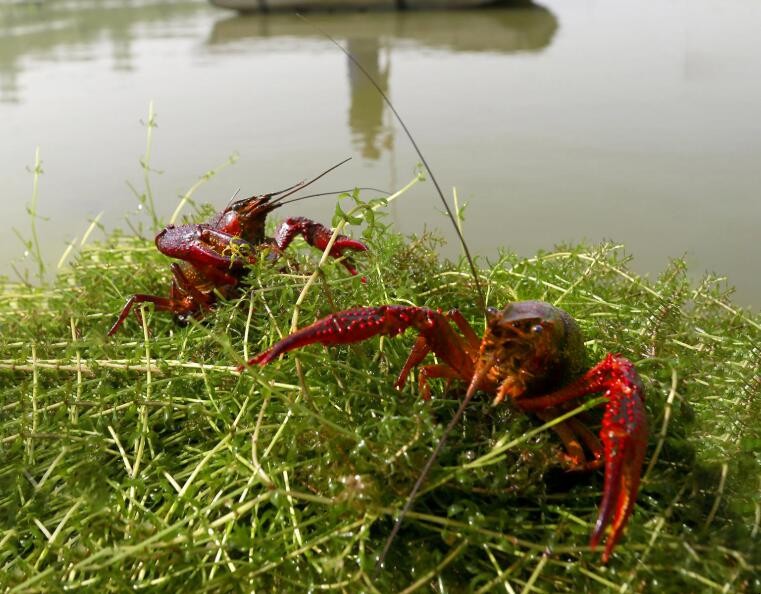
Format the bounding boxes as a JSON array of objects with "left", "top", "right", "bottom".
[{"left": 1, "top": 0, "right": 759, "bottom": 305}]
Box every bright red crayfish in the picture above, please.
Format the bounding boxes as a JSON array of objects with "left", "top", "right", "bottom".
[
  {"left": 108, "top": 160, "right": 368, "bottom": 335},
  {"left": 245, "top": 300, "right": 647, "bottom": 562}
]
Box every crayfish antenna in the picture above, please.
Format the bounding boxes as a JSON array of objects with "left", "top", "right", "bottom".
[
  {"left": 298, "top": 13, "right": 491, "bottom": 573},
  {"left": 300, "top": 14, "right": 486, "bottom": 315},
  {"left": 375, "top": 355, "right": 495, "bottom": 572},
  {"left": 277, "top": 187, "right": 390, "bottom": 207},
  {"left": 225, "top": 157, "right": 355, "bottom": 216},
  {"left": 207, "top": 188, "right": 241, "bottom": 227},
  {"left": 268, "top": 156, "right": 353, "bottom": 207}
]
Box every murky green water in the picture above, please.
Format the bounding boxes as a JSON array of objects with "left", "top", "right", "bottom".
[{"left": 1, "top": 0, "right": 759, "bottom": 305}]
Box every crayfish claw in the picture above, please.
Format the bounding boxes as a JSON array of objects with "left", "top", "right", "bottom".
[
  {"left": 332, "top": 237, "right": 368, "bottom": 253},
  {"left": 244, "top": 306, "right": 426, "bottom": 369},
  {"left": 589, "top": 428, "right": 629, "bottom": 562},
  {"left": 274, "top": 217, "right": 368, "bottom": 275},
  {"left": 589, "top": 355, "right": 648, "bottom": 562}
]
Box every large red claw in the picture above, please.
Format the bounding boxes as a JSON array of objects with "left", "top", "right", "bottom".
[
  {"left": 274, "top": 217, "right": 369, "bottom": 254},
  {"left": 243, "top": 305, "right": 426, "bottom": 368},
  {"left": 274, "top": 217, "right": 368, "bottom": 275},
  {"left": 587, "top": 354, "right": 648, "bottom": 562},
  {"left": 330, "top": 237, "right": 368, "bottom": 275},
  {"left": 331, "top": 237, "right": 368, "bottom": 254},
  {"left": 515, "top": 353, "right": 647, "bottom": 561}
]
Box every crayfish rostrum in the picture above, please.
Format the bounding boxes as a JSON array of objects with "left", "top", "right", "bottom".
[
  {"left": 245, "top": 299, "right": 647, "bottom": 562},
  {"left": 107, "top": 160, "right": 367, "bottom": 336}
]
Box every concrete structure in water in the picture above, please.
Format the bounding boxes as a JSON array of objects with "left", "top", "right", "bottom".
[{"left": 210, "top": 0, "right": 498, "bottom": 11}]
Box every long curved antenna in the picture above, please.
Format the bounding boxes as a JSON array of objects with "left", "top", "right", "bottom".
[
  {"left": 279, "top": 187, "right": 390, "bottom": 207},
  {"left": 224, "top": 158, "right": 354, "bottom": 216},
  {"left": 269, "top": 156, "right": 353, "bottom": 206},
  {"left": 298, "top": 14, "right": 491, "bottom": 576},
  {"left": 206, "top": 189, "right": 242, "bottom": 228},
  {"left": 299, "top": 14, "right": 486, "bottom": 311},
  {"left": 376, "top": 361, "right": 491, "bottom": 569},
  {"left": 227, "top": 162, "right": 379, "bottom": 220}
]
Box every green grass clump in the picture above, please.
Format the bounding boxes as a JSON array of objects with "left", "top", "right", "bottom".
[{"left": 0, "top": 197, "right": 759, "bottom": 593}]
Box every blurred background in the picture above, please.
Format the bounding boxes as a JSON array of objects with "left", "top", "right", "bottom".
[{"left": 1, "top": 0, "right": 759, "bottom": 305}]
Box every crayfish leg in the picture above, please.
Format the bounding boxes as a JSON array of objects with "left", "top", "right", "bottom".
[
  {"left": 395, "top": 334, "right": 432, "bottom": 391},
  {"left": 107, "top": 294, "right": 175, "bottom": 336},
  {"left": 415, "top": 363, "right": 463, "bottom": 401},
  {"left": 446, "top": 309, "right": 481, "bottom": 356},
  {"left": 535, "top": 410, "right": 588, "bottom": 468},
  {"left": 395, "top": 309, "right": 479, "bottom": 392},
  {"left": 170, "top": 264, "right": 208, "bottom": 307},
  {"left": 567, "top": 417, "right": 604, "bottom": 468}
]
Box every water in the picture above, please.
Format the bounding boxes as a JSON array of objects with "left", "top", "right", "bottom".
[{"left": 1, "top": 0, "right": 759, "bottom": 306}]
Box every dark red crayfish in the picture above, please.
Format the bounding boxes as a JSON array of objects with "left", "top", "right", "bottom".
[
  {"left": 245, "top": 300, "right": 647, "bottom": 563},
  {"left": 108, "top": 159, "right": 367, "bottom": 335}
]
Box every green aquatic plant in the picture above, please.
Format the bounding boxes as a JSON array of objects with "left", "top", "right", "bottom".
[{"left": 0, "top": 177, "right": 758, "bottom": 591}]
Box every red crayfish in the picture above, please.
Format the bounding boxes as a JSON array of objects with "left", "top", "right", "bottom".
[
  {"left": 243, "top": 30, "right": 647, "bottom": 566},
  {"left": 107, "top": 159, "right": 368, "bottom": 336},
  {"left": 245, "top": 300, "right": 647, "bottom": 563}
]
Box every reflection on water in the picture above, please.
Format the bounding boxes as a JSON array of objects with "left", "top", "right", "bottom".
[
  {"left": 0, "top": 1, "right": 206, "bottom": 102},
  {"left": 207, "top": 6, "right": 557, "bottom": 53},
  {"left": 2, "top": 2, "right": 557, "bottom": 160},
  {"left": 208, "top": 6, "right": 557, "bottom": 159},
  {"left": 346, "top": 39, "right": 391, "bottom": 159}
]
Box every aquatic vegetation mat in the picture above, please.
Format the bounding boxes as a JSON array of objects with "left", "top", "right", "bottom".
[{"left": 1, "top": 201, "right": 759, "bottom": 593}]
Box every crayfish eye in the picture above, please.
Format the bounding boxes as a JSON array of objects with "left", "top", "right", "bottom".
[{"left": 530, "top": 324, "right": 543, "bottom": 334}]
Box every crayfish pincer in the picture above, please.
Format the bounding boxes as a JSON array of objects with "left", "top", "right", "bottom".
[
  {"left": 245, "top": 300, "right": 647, "bottom": 562},
  {"left": 107, "top": 160, "right": 367, "bottom": 336}
]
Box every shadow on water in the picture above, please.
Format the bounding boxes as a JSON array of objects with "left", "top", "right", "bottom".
[{"left": 207, "top": 5, "right": 557, "bottom": 158}]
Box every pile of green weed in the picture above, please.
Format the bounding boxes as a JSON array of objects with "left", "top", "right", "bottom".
[{"left": 0, "top": 207, "right": 759, "bottom": 592}]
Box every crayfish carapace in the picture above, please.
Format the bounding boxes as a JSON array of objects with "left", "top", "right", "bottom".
[
  {"left": 107, "top": 159, "right": 367, "bottom": 336},
  {"left": 245, "top": 300, "right": 647, "bottom": 562}
]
